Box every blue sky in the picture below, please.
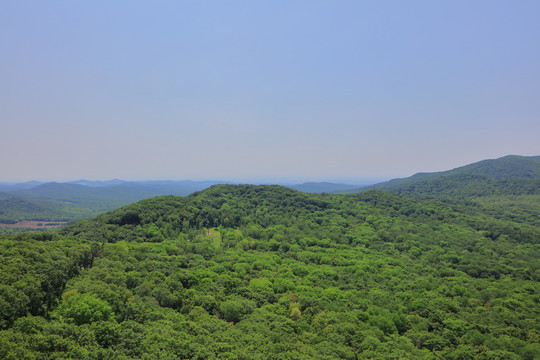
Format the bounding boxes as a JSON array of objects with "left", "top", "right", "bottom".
[{"left": 1, "top": 1, "right": 539, "bottom": 182}]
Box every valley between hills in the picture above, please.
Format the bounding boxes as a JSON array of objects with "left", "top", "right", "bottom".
[{"left": 0, "top": 155, "right": 539, "bottom": 359}]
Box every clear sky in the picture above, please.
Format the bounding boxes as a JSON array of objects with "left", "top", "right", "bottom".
[{"left": 1, "top": 1, "right": 539, "bottom": 182}]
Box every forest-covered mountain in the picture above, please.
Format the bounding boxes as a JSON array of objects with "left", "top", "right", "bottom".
[
  {"left": 1, "top": 183, "right": 538, "bottom": 359},
  {"left": 352, "top": 155, "right": 540, "bottom": 197}
]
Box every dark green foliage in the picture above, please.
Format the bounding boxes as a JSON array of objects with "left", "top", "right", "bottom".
[
  {"left": 0, "top": 235, "right": 91, "bottom": 329},
  {"left": 1, "top": 184, "right": 539, "bottom": 359}
]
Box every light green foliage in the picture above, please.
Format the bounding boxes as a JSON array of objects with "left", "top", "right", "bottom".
[{"left": 58, "top": 293, "right": 113, "bottom": 325}]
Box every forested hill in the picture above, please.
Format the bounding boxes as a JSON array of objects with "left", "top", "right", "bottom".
[
  {"left": 350, "top": 155, "right": 540, "bottom": 197},
  {"left": 61, "top": 184, "right": 540, "bottom": 246},
  {"left": 2, "top": 184, "right": 539, "bottom": 359}
]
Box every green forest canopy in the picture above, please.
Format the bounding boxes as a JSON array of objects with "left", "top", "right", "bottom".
[{"left": 0, "top": 184, "right": 539, "bottom": 359}]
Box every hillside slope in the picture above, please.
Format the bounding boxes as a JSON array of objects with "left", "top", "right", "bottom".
[
  {"left": 350, "top": 155, "right": 540, "bottom": 197},
  {"left": 0, "top": 196, "right": 65, "bottom": 223}
]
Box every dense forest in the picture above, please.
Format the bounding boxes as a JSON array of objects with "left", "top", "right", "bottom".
[{"left": 1, "top": 181, "right": 539, "bottom": 359}]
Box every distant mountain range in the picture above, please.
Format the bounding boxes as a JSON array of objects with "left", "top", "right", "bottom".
[
  {"left": 67, "top": 179, "right": 126, "bottom": 187},
  {"left": 288, "top": 182, "right": 362, "bottom": 193}
]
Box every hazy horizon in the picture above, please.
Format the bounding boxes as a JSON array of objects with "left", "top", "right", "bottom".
[
  {"left": 0, "top": 153, "right": 538, "bottom": 184},
  {"left": 0, "top": 175, "right": 391, "bottom": 186},
  {"left": 2, "top": 1, "right": 539, "bottom": 182}
]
